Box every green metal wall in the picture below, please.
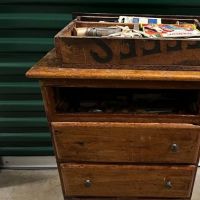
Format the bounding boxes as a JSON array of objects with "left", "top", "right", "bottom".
[{"left": 1, "top": 0, "right": 200, "bottom": 156}]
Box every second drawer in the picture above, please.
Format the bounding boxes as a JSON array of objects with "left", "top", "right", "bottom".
[
  {"left": 60, "top": 163, "right": 196, "bottom": 198},
  {"left": 52, "top": 122, "right": 200, "bottom": 164}
]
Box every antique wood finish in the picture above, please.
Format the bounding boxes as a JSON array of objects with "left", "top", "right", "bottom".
[
  {"left": 54, "top": 14, "right": 200, "bottom": 70},
  {"left": 55, "top": 36, "right": 200, "bottom": 69},
  {"left": 50, "top": 114, "right": 200, "bottom": 124},
  {"left": 26, "top": 14, "right": 200, "bottom": 200},
  {"left": 41, "top": 78, "right": 200, "bottom": 90},
  {"left": 60, "top": 164, "right": 196, "bottom": 198},
  {"left": 53, "top": 14, "right": 200, "bottom": 70},
  {"left": 26, "top": 49, "right": 200, "bottom": 81},
  {"left": 40, "top": 84, "right": 67, "bottom": 197},
  {"left": 39, "top": 83, "right": 200, "bottom": 125},
  {"left": 26, "top": 48, "right": 200, "bottom": 199},
  {"left": 39, "top": 85, "right": 200, "bottom": 124},
  {"left": 52, "top": 122, "right": 200, "bottom": 164}
]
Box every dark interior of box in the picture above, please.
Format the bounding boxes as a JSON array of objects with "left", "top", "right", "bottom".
[{"left": 53, "top": 87, "right": 200, "bottom": 115}]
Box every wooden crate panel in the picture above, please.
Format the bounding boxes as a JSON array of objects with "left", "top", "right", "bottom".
[{"left": 55, "top": 37, "right": 200, "bottom": 69}]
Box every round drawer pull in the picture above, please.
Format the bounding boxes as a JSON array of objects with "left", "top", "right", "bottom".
[
  {"left": 84, "top": 179, "right": 92, "bottom": 187},
  {"left": 170, "top": 143, "right": 179, "bottom": 152},
  {"left": 165, "top": 180, "right": 173, "bottom": 189}
]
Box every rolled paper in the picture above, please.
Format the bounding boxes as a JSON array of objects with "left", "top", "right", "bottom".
[{"left": 74, "top": 27, "right": 122, "bottom": 36}]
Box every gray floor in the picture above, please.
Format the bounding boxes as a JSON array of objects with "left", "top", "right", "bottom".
[{"left": 0, "top": 168, "right": 199, "bottom": 200}]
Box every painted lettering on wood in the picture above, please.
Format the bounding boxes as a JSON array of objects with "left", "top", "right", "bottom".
[{"left": 59, "top": 38, "right": 200, "bottom": 68}]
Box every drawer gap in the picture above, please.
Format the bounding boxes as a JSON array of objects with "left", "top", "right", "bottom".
[{"left": 52, "top": 87, "right": 200, "bottom": 116}]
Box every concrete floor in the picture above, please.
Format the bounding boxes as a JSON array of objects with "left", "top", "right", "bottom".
[{"left": 0, "top": 168, "right": 199, "bottom": 200}]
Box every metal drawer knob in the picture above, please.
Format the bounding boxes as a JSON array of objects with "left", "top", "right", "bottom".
[
  {"left": 171, "top": 143, "right": 179, "bottom": 152},
  {"left": 165, "top": 180, "right": 173, "bottom": 189},
  {"left": 84, "top": 179, "right": 92, "bottom": 187}
]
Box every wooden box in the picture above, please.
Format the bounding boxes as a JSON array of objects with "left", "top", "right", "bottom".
[{"left": 55, "top": 14, "right": 200, "bottom": 70}]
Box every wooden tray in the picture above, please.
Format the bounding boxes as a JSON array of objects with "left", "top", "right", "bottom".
[{"left": 55, "top": 13, "right": 200, "bottom": 70}]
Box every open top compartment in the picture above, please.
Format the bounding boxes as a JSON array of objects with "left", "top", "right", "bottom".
[
  {"left": 59, "top": 15, "right": 200, "bottom": 38},
  {"left": 55, "top": 13, "right": 200, "bottom": 70},
  {"left": 52, "top": 87, "right": 200, "bottom": 117}
]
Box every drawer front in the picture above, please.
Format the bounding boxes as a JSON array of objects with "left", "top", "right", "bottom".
[
  {"left": 60, "top": 164, "right": 196, "bottom": 198},
  {"left": 52, "top": 122, "right": 200, "bottom": 164}
]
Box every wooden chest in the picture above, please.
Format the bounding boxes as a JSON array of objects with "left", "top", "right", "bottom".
[
  {"left": 55, "top": 13, "right": 200, "bottom": 70},
  {"left": 26, "top": 13, "right": 200, "bottom": 200}
]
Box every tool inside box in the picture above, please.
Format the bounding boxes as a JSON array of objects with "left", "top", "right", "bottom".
[
  {"left": 53, "top": 88, "right": 199, "bottom": 115},
  {"left": 67, "top": 16, "right": 200, "bottom": 38}
]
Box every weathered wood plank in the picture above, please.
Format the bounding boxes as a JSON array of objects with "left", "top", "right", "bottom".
[
  {"left": 56, "top": 37, "right": 200, "bottom": 68},
  {"left": 52, "top": 122, "right": 200, "bottom": 164},
  {"left": 26, "top": 49, "right": 200, "bottom": 81}
]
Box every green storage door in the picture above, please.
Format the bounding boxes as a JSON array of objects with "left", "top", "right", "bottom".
[{"left": 0, "top": 1, "right": 200, "bottom": 156}]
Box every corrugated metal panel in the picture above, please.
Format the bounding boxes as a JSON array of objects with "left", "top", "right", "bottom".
[{"left": 0, "top": 1, "right": 199, "bottom": 156}]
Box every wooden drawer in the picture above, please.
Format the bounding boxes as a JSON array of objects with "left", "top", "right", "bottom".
[
  {"left": 52, "top": 122, "right": 200, "bottom": 164},
  {"left": 60, "top": 164, "right": 196, "bottom": 198}
]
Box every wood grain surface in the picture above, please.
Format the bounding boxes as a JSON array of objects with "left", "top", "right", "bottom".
[
  {"left": 26, "top": 14, "right": 200, "bottom": 200},
  {"left": 26, "top": 49, "right": 200, "bottom": 81},
  {"left": 52, "top": 122, "right": 200, "bottom": 164},
  {"left": 60, "top": 163, "right": 196, "bottom": 198},
  {"left": 56, "top": 36, "right": 200, "bottom": 68}
]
